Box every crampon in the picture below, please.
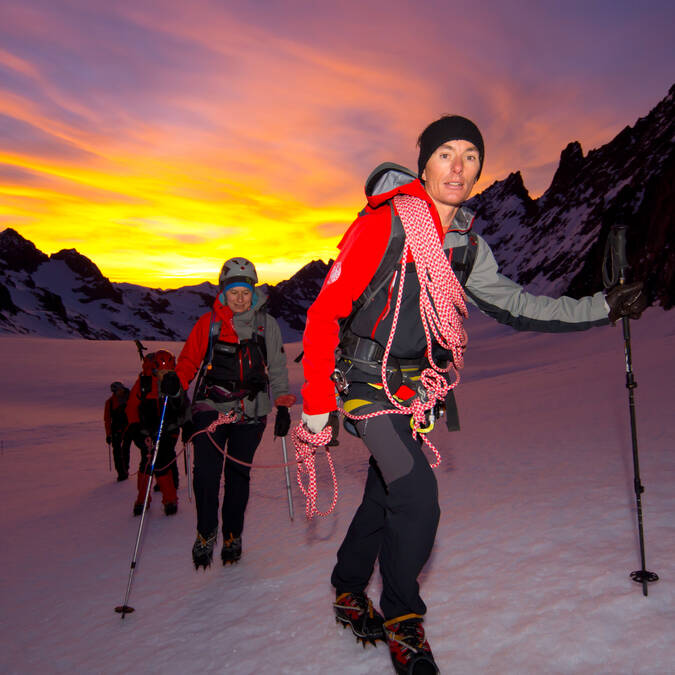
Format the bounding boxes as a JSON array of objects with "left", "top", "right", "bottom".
[{"left": 334, "top": 591, "right": 386, "bottom": 647}]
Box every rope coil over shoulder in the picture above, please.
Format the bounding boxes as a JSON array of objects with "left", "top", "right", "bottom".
[{"left": 338, "top": 194, "right": 468, "bottom": 466}]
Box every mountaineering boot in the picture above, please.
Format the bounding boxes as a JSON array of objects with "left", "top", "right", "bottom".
[
  {"left": 334, "top": 591, "right": 386, "bottom": 646},
  {"left": 133, "top": 472, "right": 151, "bottom": 516},
  {"left": 156, "top": 473, "right": 178, "bottom": 516},
  {"left": 192, "top": 529, "right": 217, "bottom": 570},
  {"left": 384, "top": 614, "right": 439, "bottom": 674},
  {"left": 221, "top": 533, "right": 242, "bottom": 565}
]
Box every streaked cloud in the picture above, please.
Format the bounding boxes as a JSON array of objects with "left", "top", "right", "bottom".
[{"left": 0, "top": 0, "right": 673, "bottom": 287}]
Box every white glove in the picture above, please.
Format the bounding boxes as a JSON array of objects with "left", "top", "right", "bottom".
[{"left": 302, "top": 412, "right": 329, "bottom": 434}]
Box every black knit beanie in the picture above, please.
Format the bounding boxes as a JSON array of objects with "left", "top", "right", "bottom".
[{"left": 417, "top": 115, "right": 484, "bottom": 180}]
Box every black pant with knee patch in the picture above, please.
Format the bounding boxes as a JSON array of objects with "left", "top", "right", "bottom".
[{"left": 331, "top": 413, "right": 440, "bottom": 620}]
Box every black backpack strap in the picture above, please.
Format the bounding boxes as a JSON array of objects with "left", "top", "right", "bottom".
[
  {"left": 192, "top": 311, "right": 220, "bottom": 403},
  {"left": 451, "top": 232, "right": 478, "bottom": 285},
  {"left": 341, "top": 203, "right": 405, "bottom": 339},
  {"left": 205, "top": 311, "right": 221, "bottom": 366},
  {"left": 252, "top": 308, "right": 268, "bottom": 364}
]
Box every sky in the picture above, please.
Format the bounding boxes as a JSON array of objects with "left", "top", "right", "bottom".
[
  {"left": 1, "top": 308, "right": 673, "bottom": 673},
  {"left": 1, "top": 0, "right": 674, "bottom": 288}
]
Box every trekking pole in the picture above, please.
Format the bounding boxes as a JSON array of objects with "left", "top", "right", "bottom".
[
  {"left": 184, "top": 441, "right": 193, "bottom": 502},
  {"left": 602, "top": 225, "right": 658, "bottom": 596},
  {"left": 115, "top": 395, "right": 170, "bottom": 617},
  {"left": 281, "top": 437, "right": 294, "bottom": 521}
]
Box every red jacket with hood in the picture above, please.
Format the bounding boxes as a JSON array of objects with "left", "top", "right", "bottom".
[{"left": 301, "top": 178, "right": 446, "bottom": 415}]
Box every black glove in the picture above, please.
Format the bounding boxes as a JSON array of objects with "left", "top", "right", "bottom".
[
  {"left": 274, "top": 406, "right": 291, "bottom": 438},
  {"left": 606, "top": 281, "right": 647, "bottom": 323},
  {"left": 106, "top": 435, "right": 112, "bottom": 444},
  {"left": 160, "top": 371, "right": 182, "bottom": 397},
  {"left": 326, "top": 411, "right": 340, "bottom": 447}
]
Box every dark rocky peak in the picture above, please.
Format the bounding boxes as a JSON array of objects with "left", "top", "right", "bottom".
[
  {"left": 500, "top": 170, "right": 530, "bottom": 197},
  {"left": 0, "top": 227, "right": 49, "bottom": 273},
  {"left": 466, "top": 171, "right": 537, "bottom": 238},
  {"left": 469, "top": 171, "right": 533, "bottom": 209},
  {"left": 51, "top": 248, "right": 123, "bottom": 304},
  {"left": 272, "top": 259, "right": 330, "bottom": 295},
  {"left": 51, "top": 248, "right": 105, "bottom": 281},
  {"left": 547, "top": 141, "right": 585, "bottom": 195},
  {"left": 266, "top": 259, "right": 331, "bottom": 331},
  {"left": 291, "top": 259, "right": 331, "bottom": 280},
  {"left": 637, "top": 82, "right": 674, "bottom": 133}
]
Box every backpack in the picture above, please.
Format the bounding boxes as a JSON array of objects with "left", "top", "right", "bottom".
[
  {"left": 110, "top": 389, "right": 129, "bottom": 429},
  {"left": 340, "top": 162, "right": 478, "bottom": 341},
  {"left": 293, "top": 163, "right": 479, "bottom": 366}
]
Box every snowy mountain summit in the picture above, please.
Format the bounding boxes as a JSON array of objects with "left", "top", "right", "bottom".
[{"left": 1, "top": 85, "right": 673, "bottom": 340}]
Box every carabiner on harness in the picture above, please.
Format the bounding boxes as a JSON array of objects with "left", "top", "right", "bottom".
[
  {"left": 411, "top": 407, "right": 435, "bottom": 434},
  {"left": 331, "top": 368, "right": 350, "bottom": 395}
]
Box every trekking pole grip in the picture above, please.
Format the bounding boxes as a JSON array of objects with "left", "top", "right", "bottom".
[{"left": 610, "top": 225, "right": 629, "bottom": 285}]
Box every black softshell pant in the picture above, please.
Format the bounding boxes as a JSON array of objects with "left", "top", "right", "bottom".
[
  {"left": 192, "top": 409, "right": 265, "bottom": 539},
  {"left": 111, "top": 426, "right": 131, "bottom": 479},
  {"left": 330, "top": 413, "right": 440, "bottom": 620}
]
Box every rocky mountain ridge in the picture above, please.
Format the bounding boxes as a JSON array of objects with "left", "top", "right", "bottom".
[
  {"left": 0, "top": 226, "right": 331, "bottom": 342},
  {"left": 1, "top": 84, "right": 673, "bottom": 341},
  {"left": 466, "top": 84, "right": 674, "bottom": 306}
]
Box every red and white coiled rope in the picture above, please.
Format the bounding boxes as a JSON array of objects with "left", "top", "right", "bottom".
[
  {"left": 340, "top": 194, "right": 468, "bottom": 467},
  {"left": 290, "top": 423, "right": 338, "bottom": 519},
  {"left": 291, "top": 193, "right": 469, "bottom": 517}
]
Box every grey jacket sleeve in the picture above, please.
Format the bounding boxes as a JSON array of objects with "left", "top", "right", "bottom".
[
  {"left": 264, "top": 314, "right": 290, "bottom": 403},
  {"left": 463, "top": 233, "right": 610, "bottom": 332}
]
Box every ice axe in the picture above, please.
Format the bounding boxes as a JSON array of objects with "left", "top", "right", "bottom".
[
  {"left": 134, "top": 339, "right": 147, "bottom": 363},
  {"left": 602, "top": 224, "right": 658, "bottom": 596}
]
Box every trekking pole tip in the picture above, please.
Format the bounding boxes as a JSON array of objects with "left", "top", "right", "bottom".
[{"left": 629, "top": 569, "right": 659, "bottom": 596}]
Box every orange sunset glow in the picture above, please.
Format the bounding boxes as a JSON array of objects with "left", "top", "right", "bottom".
[{"left": 1, "top": 1, "right": 673, "bottom": 287}]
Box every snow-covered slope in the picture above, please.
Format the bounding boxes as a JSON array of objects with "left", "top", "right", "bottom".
[{"left": 1, "top": 308, "right": 673, "bottom": 674}]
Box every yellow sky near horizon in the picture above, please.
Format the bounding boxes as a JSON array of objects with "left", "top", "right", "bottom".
[{"left": 1, "top": 1, "right": 673, "bottom": 287}]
